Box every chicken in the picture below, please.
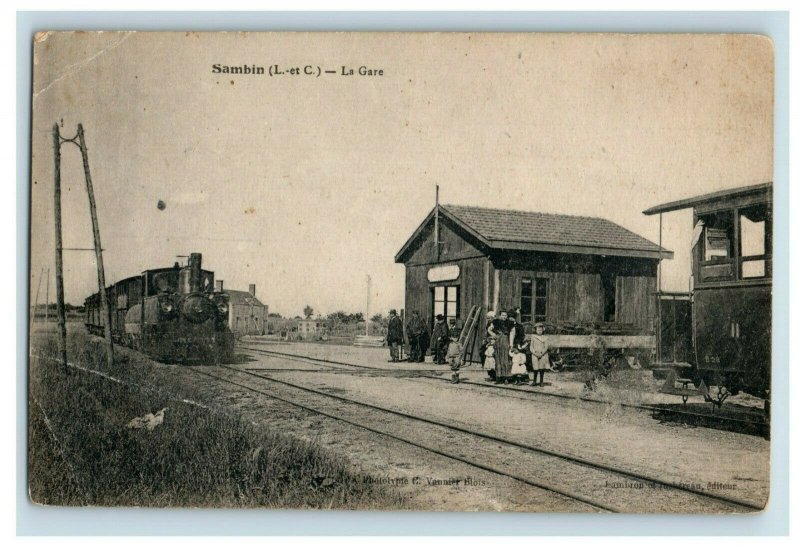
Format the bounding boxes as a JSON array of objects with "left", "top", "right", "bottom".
[{"left": 126, "top": 407, "right": 168, "bottom": 431}]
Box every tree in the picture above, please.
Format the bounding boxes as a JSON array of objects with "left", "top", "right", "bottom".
[
  {"left": 326, "top": 311, "right": 365, "bottom": 324},
  {"left": 370, "top": 313, "right": 385, "bottom": 325},
  {"left": 303, "top": 305, "right": 314, "bottom": 319}
]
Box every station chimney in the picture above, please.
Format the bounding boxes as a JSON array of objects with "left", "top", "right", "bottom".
[{"left": 249, "top": 283, "right": 256, "bottom": 297}]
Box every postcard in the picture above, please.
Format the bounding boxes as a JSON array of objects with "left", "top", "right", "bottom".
[{"left": 29, "top": 31, "right": 773, "bottom": 512}]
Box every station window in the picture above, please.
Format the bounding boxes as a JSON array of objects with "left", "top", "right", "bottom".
[
  {"left": 520, "top": 279, "right": 533, "bottom": 323},
  {"left": 601, "top": 272, "right": 616, "bottom": 322},
  {"left": 433, "top": 285, "right": 459, "bottom": 326},
  {"left": 520, "top": 278, "right": 548, "bottom": 324},
  {"left": 534, "top": 278, "right": 549, "bottom": 323}
]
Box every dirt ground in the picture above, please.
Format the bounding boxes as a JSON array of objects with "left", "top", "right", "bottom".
[
  {"left": 235, "top": 340, "right": 770, "bottom": 508},
  {"left": 45, "top": 333, "right": 770, "bottom": 512}
]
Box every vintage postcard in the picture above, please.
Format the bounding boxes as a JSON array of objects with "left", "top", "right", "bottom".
[{"left": 28, "top": 31, "right": 773, "bottom": 513}]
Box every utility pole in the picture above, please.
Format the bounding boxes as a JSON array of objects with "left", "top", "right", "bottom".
[
  {"left": 52, "top": 122, "right": 115, "bottom": 371},
  {"left": 434, "top": 184, "right": 440, "bottom": 263},
  {"left": 31, "top": 268, "right": 44, "bottom": 334},
  {"left": 52, "top": 124, "right": 68, "bottom": 372},
  {"left": 45, "top": 268, "right": 50, "bottom": 325},
  {"left": 76, "top": 124, "right": 114, "bottom": 368},
  {"left": 365, "top": 275, "right": 371, "bottom": 336},
  {"left": 657, "top": 212, "right": 663, "bottom": 363}
]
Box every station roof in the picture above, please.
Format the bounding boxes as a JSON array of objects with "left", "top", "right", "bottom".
[
  {"left": 643, "top": 182, "right": 772, "bottom": 216},
  {"left": 395, "top": 204, "right": 672, "bottom": 262},
  {"left": 224, "top": 290, "right": 266, "bottom": 307}
]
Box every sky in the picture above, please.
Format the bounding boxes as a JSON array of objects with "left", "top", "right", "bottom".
[{"left": 29, "top": 32, "right": 773, "bottom": 317}]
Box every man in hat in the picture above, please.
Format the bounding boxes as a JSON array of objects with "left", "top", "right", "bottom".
[
  {"left": 406, "top": 310, "right": 428, "bottom": 362},
  {"left": 431, "top": 314, "right": 450, "bottom": 365},
  {"left": 386, "top": 309, "right": 404, "bottom": 362}
]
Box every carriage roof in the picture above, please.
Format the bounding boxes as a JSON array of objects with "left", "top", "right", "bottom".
[{"left": 643, "top": 182, "right": 772, "bottom": 216}]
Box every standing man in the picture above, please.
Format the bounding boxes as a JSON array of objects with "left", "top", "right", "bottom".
[
  {"left": 406, "top": 310, "right": 427, "bottom": 362},
  {"left": 386, "top": 309, "right": 404, "bottom": 362},
  {"left": 431, "top": 314, "right": 450, "bottom": 365},
  {"left": 418, "top": 314, "right": 430, "bottom": 362}
]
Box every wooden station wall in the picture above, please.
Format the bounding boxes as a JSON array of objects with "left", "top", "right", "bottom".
[{"left": 400, "top": 215, "right": 660, "bottom": 360}]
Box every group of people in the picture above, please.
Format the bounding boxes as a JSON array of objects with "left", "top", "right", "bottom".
[
  {"left": 386, "top": 307, "right": 551, "bottom": 387},
  {"left": 386, "top": 309, "right": 453, "bottom": 365},
  {"left": 482, "top": 309, "right": 550, "bottom": 386}
]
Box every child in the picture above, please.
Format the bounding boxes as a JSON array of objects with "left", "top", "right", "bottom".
[
  {"left": 483, "top": 340, "right": 496, "bottom": 381},
  {"left": 446, "top": 337, "right": 463, "bottom": 384},
  {"left": 509, "top": 347, "right": 529, "bottom": 385},
  {"left": 530, "top": 322, "right": 550, "bottom": 386}
]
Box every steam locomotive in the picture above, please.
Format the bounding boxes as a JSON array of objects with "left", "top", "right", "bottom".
[
  {"left": 644, "top": 183, "right": 772, "bottom": 399},
  {"left": 84, "top": 252, "right": 234, "bottom": 364}
]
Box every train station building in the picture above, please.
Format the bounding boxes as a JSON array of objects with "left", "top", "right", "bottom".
[{"left": 395, "top": 204, "right": 673, "bottom": 356}]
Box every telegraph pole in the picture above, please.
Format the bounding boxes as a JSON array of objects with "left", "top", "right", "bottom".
[
  {"left": 52, "top": 122, "right": 115, "bottom": 370},
  {"left": 76, "top": 124, "right": 114, "bottom": 368},
  {"left": 52, "top": 124, "right": 68, "bottom": 371},
  {"left": 365, "top": 275, "right": 372, "bottom": 336},
  {"left": 31, "top": 268, "right": 44, "bottom": 334},
  {"left": 45, "top": 268, "right": 50, "bottom": 325},
  {"left": 434, "top": 184, "right": 440, "bottom": 263}
]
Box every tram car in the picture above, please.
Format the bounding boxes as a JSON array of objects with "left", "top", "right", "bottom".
[
  {"left": 644, "top": 183, "right": 772, "bottom": 398},
  {"left": 84, "top": 252, "right": 234, "bottom": 364}
]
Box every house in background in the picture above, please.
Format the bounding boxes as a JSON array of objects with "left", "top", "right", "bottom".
[
  {"left": 297, "top": 319, "right": 324, "bottom": 340},
  {"left": 216, "top": 282, "right": 268, "bottom": 336}
]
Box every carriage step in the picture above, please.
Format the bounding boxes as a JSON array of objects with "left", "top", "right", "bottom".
[{"left": 659, "top": 369, "right": 701, "bottom": 404}]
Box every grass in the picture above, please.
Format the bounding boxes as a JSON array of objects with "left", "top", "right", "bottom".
[{"left": 28, "top": 330, "right": 407, "bottom": 509}]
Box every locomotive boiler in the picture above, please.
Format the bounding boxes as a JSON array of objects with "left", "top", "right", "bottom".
[{"left": 84, "top": 252, "right": 234, "bottom": 364}]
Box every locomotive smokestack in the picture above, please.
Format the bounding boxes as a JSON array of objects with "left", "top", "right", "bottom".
[
  {"left": 249, "top": 284, "right": 256, "bottom": 297},
  {"left": 215, "top": 280, "right": 224, "bottom": 292},
  {"left": 189, "top": 253, "right": 202, "bottom": 293}
]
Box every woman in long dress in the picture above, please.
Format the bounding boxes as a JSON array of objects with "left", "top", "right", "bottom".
[
  {"left": 488, "top": 310, "right": 511, "bottom": 383},
  {"left": 481, "top": 311, "right": 497, "bottom": 380}
]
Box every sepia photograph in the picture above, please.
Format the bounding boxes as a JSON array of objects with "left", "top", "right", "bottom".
[{"left": 27, "top": 30, "right": 774, "bottom": 514}]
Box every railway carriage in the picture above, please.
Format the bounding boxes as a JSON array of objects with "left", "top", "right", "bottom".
[
  {"left": 644, "top": 183, "right": 772, "bottom": 398},
  {"left": 85, "top": 252, "right": 234, "bottom": 364}
]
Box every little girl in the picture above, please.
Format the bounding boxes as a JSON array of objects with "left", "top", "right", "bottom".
[
  {"left": 509, "top": 347, "right": 529, "bottom": 384},
  {"left": 484, "top": 340, "right": 496, "bottom": 381},
  {"left": 530, "top": 322, "right": 550, "bottom": 386}
]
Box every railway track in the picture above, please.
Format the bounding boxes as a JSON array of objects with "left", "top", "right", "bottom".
[
  {"left": 238, "top": 344, "right": 770, "bottom": 438},
  {"left": 188, "top": 362, "right": 764, "bottom": 513}
]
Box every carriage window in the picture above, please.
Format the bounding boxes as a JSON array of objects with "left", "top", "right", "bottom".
[
  {"left": 701, "top": 211, "right": 734, "bottom": 262},
  {"left": 739, "top": 204, "right": 770, "bottom": 278}
]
